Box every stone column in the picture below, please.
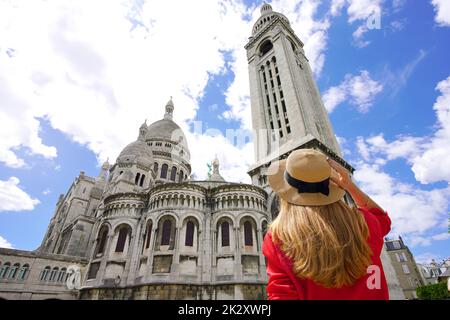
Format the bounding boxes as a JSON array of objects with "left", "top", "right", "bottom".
[{"left": 125, "top": 215, "right": 143, "bottom": 286}]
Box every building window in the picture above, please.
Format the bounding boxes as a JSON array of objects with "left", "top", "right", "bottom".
[
  {"left": 244, "top": 221, "right": 253, "bottom": 246},
  {"left": 221, "top": 221, "right": 230, "bottom": 247},
  {"left": 18, "top": 264, "right": 29, "bottom": 281},
  {"left": 40, "top": 266, "right": 51, "bottom": 281},
  {"left": 402, "top": 264, "right": 410, "bottom": 274},
  {"left": 179, "top": 170, "right": 184, "bottom": 182},
  {"left": 262, "top": 221, "right": 268, "bottom": 238},
  {"left": 170, "top": 166, "right": 177, "bottom": 181},
  {"left": 0, "top": 262, "right": 10, "bottom": 279},
  {"left": 140, "top": 174, "right": 145, "bottom": 187},
  {"left": 392, "top": 241, "right": 401, "bottom": 249},
  {"left": 160, "top": 164, "right": 168, "bottom": 179},
  {"left": 7, "top": 263, "right": 19, "bottom": 279},
  {"left": 396, "top": 252, "right": 408, "bottom": 262},
  {"left": 185, "top": 221, "right": 195, "bottom": 247},
  {"left": 57, "top": 268, "right": 67, "bottom": 283},
  {"left": 115, "top": 227, "right": 129, "bottom": 253},
  {"left": 49, "top": 267, "right": 59, "bottom": 282},
  {"left": 161, "top": 220, "right": 172, "bottom": 246},
  {"left": 259, "top": 40, "right": 273, "bottom": 56},
  {"left": 145, "top": 221, "right": 152, "bottom": 249},
  {"left": 135, "top": 172, "right": 141, "bottom": 185},
  {"left": 153, "top": 162, "right": 159, "bottom": 174},
  {"left": 87, "top": 263, "right": 100, "bottom": 280},
  {"left": 96, "top": 226, "right": 108, "bottom": 255}
]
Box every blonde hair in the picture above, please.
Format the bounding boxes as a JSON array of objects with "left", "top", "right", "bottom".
[{"left": 270, "top": 198, "right": 372, "bottom": 288}]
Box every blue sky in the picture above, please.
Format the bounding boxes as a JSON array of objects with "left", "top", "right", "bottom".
[{"left": 0, "top": 0, "right": 449, "bottom": 266}]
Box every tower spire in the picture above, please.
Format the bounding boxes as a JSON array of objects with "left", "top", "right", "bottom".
[{"left": 164, "top": 97, "right": 174, "bottom": 120}]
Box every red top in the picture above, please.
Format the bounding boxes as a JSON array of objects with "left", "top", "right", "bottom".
[{"left": 262, "top": 207, "right": 391, "bottom": 300}]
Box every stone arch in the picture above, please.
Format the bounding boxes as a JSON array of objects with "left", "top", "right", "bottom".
[
  {"left": 215, "top": 215, "right": 235, "bottom": 253},
  {"left": 155, "top": 214, "right": 177, "bottom": 251},
  {"left": 180, "top": 215, "right": 200, "bottom": 252},
  {"left": 239, "top": 215, "right": 258, "bottom": 253},
  {"left": 94, "top": 223, "right": 110, "bottom": 257},
  {"left": 112, "top": 223, "right": 133, "bottom": 256},
  {"left": 142, "top": 218, "right": 154, "bottom": 253}
]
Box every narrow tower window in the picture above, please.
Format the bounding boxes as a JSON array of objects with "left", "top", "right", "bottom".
[
  {"left": 170, "top": 166, "right": 177, "bottom": 181},
  {"left": 185, "top": 221, "right": 195, "bottom": 247},
  {"left": 244, "top": 221, "right": 253, "bottom": 246},
  {"left": 161, "top": 220, "right": 172, "bottom": 246},
  {"left": 115, "top": 227, "right": 129, "bottom": 252},
  {"left": 221, "top": 221, "right": 230, "bottom": 247},
  {"left": 135, "top": 173, "right": 140, "bottom": 185},
  {"left": 145, "top": 221, "right": 152, "bottom": 249},
  {"left": 160, "top": 164, "right": 168, "bottom": 179}
]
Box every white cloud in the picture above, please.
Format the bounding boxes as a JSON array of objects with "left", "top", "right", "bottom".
[
  {"left": 330, "top": 0, "right": 383, "bottom": 47},
  {"left": 42, "top": 188, "right": 51, "bottom": 195},
  {"left": 431, "top": 0, "right": 450, "bottom": 26},
  {"left": 351, "top": 77, "right": 450, "bottom": 247},
  {"left": 322, "top": 86, "right": 347, "bottom": 113},
  {"left": 414, "top": 252, "right": 445, "bottom": 264},
  {"left": 0, "top": 0, "right": 254, "bottom": 172},
  {"left": 353, "top": 162, "right": 450, "bottom": 239},
  {"left": 357, "top": 76, "right": 450, "bottom": 185},
  {"left": 323, "top": 70, "right": 383, "bottom": 112},
  {"left": 0, "top": 177, "right": 40, "bottom": 212},
  {"left": 0, "top": 235, "right": 13, "bottom": 249},
  {"left": 412, "top": 76, "right": 450, "bottom": 184},
  {"left": 408, "top": 233, "right": 450, "bottom": 247}
]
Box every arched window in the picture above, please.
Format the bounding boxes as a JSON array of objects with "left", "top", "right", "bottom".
[
  {"left": 57, "top": 268, "right": 67, "bottom": 282},
  {"left": 135, "top": 172, "right": 141, "bottom": 185},
  {"left": 140, "top": 174, "right": 145, "bottom": 187},
  {"left": 40, "top": 266, "right": 51, "bottom": 281},
  {"left": 160, "top": 164, "right": 168, "bottom": 179},
  {"left": 262, "top": 221, "right": 268, "bottom": 238},
  {"left": 244, "top": 221, "right": 253, "bottom": 246},
  {"left": 179, "top": 170, "right": 184, "bottom": 182},
  {"left": 17, "top": 264, "right": 29, "bottom": 281},
  {"left": 161, "top": 220, "right": 172, "bottom": 246},
  {"left": 8, "top": 263, "right": 20, "bottom": 279},
  {"left": 95, "top": 226, "right": 108, "bottom": 255},
  {"left": 145, "top": 221, "right": 152, "bottom": 249},
  {"left": 185, "top": 221, "right": 195, "bottom": 247},
  {"left": 49, "top": 267, "right": 59, "bottom": 282},
  {"left": 0, "top": 262, "right": 10, "bottom": 278},
  {"left": 260, "top": 39, "right": 273, "bottom": 56},
  {"left": 170, "top": 166, "right": 177, "bottom": 181},
  {"left": 221, "top": 221, "right": 230, "bottom": 247},
  {"left": 153, "top": 162, "right": 159, "bottom": 174},
  {"left": 115, "top": 226, "right": 129, "bottom": 252}
]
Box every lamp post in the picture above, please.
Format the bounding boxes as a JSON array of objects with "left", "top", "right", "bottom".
[{"left": 113, "top": 275, "right": 121, "bottom": 300}]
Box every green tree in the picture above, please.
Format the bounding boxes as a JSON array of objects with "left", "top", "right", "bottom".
[{"left": 416, "top": 282, "right": 450, "bottom": 300}]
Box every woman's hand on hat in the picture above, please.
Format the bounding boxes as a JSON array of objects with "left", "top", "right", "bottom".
[{"left": 327, "top": 158, "right": 352, "bottom": 191}]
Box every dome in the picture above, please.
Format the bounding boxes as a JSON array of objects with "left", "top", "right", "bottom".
[
  {"left": 146, "top": 118, "right": 188, "bottom": 148},
  {"left": 117, "top": 140, "right": 154, "bottom": 165},
  {"left": 252, "top": 4, "right": 290, "bottom": 35}
]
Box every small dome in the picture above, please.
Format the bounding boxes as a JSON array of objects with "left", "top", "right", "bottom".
[
  {"left": 252, "top": 4, "right": 290, "bottom": 36},
  {"left": 117, "top": 140, "right": 153, "bottom": 165},
  {"left": 261, "top": 3, "right": 272, "bottom": 14}
]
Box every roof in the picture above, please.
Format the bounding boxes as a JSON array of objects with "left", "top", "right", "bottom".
[{"left": 146, "top": 118, "right": 188, "bottom": 148}]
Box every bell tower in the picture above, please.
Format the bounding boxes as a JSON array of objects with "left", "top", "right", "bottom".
[{"left": 246, "top": 3, "right": 353, "bottom": 214}]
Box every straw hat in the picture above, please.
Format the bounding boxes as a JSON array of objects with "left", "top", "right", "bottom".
[{"left": 267, "top": 148, "right": 345, "bottom": 206}]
